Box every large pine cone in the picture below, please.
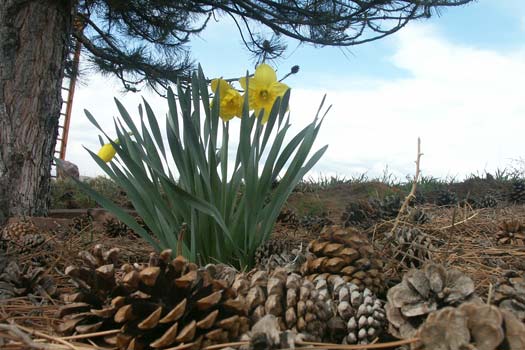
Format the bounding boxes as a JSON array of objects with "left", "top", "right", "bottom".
[
  {"left": 230, "top": 268, "right": 333, "bottom": 340},
  {"left": 413, "top": 301, "right": 525, "bottom": 350},
  {"left": 385, "top": 263, "right": 476, "bottom": 339},
  {"left": 59, "top": 246, "right": 249, "bottom": 349},
  {"left": 302, "top": 225, "right": 385, "bottom": 295}
]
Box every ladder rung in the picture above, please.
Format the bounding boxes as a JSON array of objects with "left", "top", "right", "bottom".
[
  {"left": 58, "top": 125, "right": 64, "bottom": 129},
  {"left": 57, "top": 138, "right": 62, "bottom": 141},
  {"left": 60, "top": 113, "right": 67, "bottom": 116},
  {"left": 61, "top": 87, "right": 69, "bottom": 91}
]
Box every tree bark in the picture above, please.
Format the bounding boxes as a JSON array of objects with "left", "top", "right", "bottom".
[{"left": 0, "top": 0, "right": 73, "bottom": 225}]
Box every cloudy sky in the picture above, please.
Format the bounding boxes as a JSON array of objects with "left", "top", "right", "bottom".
[{"left": 64, "top": 1, "right": 525, "bottom": 181}]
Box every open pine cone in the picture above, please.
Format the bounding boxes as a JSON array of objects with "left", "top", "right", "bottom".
[
  {"left": 302, "top": 225, "right": 385, "bottom": 295},
  {"left": 59, "top": 246, "right": 249, "bottom": 349},
  {"left": 493, "top": 272, "right": 525, "bottom": 322},
  {"left": 496, "top": 220, "right": 525, "bottom": 246},
  {"left": 0, "top": 260, "right": 57, "bottom": 300},
  {"left": 385, "top": 263, "right": 476, "bottom": 339},
  {"left": 413, "top": 301, "right": 525, "bottom": 350}
]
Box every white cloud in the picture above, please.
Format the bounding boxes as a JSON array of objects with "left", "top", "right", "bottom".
[
  {"left": 65, "top": 24, "right": 525, "bottom": 181},
  {"left": 288, "top": 24, "right": 525, "bottom": 179}
]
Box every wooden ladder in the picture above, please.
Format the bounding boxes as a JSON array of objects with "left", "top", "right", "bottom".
[{"left": 51, "top": 38, "right": 82, "bottom": 179}]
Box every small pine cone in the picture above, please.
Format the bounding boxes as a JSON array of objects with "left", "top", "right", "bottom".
[
  {"left": 1, "top": 219, "right": 39, "bottom": 241},
  {"left": 59, "top": 249, "right": 249, "bottom": 349},
  {"left": 509, "top": 180, "right": 525, "bottom": 204},
  {"left": 254, "top": 238, "right": 306, "bottom": 272},
  {"left": 407, "top": 208, "right": 431, "bottom": 225},
  {"left": 0, "top": 260, "right": 57, "bottom": 300},
  {"left": 412, "top": 301, "right": 525, "bottom": 350},
  {"left": 436, "top": 190, "right": 458, "bottom": 206},
  {"left": 238, "top": 315, "right": 299, "bottom": 350},
  {"left": 103, "top": 218, "right": 137, "bottom": 238},
  {"left": 324, "top": 276, "right": 385, "bottom": 344},
  {"left": 277, "top": 209, "right": 299, "bottom": 227},
  {"left": 71, "top": 214, "right": 93, "bottom": 233},
  {"left": 496, "top": 220, "right": 525, "bottom": 245},
  {"left": 341, "top": 201, "right": 373, "bottom": 229},
  {"left": 476, "top": 194, "right": 498, "bottom": 208},
  {"left": 299, "top": 215, "right": 334, "bottom": 234},
  {"left": 379, "top": 195, "right": 402, "bottom": 219},
  {"left": 385, "top": 263, "right": 476, "bottom": 339},
  {"left": 384, "top": 227, "right": 435, "bottom": 268},
  {"left": 302, "top": 225, "right": 385, "bottom": 295},
  {"left": 493, "top": 272, "right": 525, "bottom": 322}
]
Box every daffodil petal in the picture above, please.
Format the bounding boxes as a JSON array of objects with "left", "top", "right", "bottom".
[
  {"left": 239, "top": 76, "right": 247, "bottom": 90},
  {"left": 254, "top": 64, "right": 277, "bottom": 88},
  {"left": 269, "top": 82, "right": 289, "bottom": 97},
  {"left": 211, "top": 78, "right": 232, "bottom": 95}
]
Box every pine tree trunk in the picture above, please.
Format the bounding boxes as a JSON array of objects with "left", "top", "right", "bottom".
[{"left": 0, "top": 0, "right": 72, "bottom": 225}]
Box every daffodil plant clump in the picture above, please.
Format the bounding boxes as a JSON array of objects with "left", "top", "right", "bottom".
[{"left": 70, "top": 64, "right": 328, "bottom": 268}]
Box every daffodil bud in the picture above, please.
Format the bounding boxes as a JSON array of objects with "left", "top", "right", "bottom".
[{"left": 97, "top": 142, "right": 117, "bottom": 162}]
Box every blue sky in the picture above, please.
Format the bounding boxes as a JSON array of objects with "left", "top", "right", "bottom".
[{"left": 66, "top": 1, "right": 525, "bottom": 180}]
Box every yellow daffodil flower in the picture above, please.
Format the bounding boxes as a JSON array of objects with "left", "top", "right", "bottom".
[
  {"left": 211, "top": 78, "right": 243, "bottom": 121},
  {"left": 97, "top": 141, "right": 117, "bottom": 162},
  {"left": 239, "top": 63, "right": 289, "bottom": 123}
]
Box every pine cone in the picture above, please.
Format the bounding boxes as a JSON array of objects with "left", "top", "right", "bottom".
[
  {"left": 71, "top": 214, "right": 93, "bottom": 233},
  {"left": 299, "top": 215, "right": 333, "bottom": 234},
  {"left": 384, "top": 227, "right": 435, "bottom": 268},
  {"left": 103, "top": 218, "right": 137, "bottom": 238},
  {"left": 509, "top": 180, "right": 525, "bottom": 204},
  {"left": 341, "top": 201, "right": 375, "bottom": 229},
  {"left": 59, "top": 247, "right": 249, "bottom": 349},
  {"left": 379, "top": 195, "right": 402, "bottom": 219},
  {"left": 302, "top": 225, "right": 385, "bottom": 295},
  {"left": 276, "top": 209, "right": 299, "bottom": 228},
  {"left": 493, "top": 272, "right": 525, "bottom": 322},
  {"left": 231, "top": 268, "right": 333, "bottom": 340},
  {"left": 238, "top": 315, "right": 301, "bottom": 350},
  {"left": 407, "top": 208, "right": 431, "bottom": 225},
  {"left": 0, "top": 260, "right": 57, "bottom": 300},
  {"left": 413, "top": 301, "right": 525, "bottom": 350},
  {"left": 476, "top": 194, "right": 498, "bottom": 208},
  {"left": 436, "top": 190, "right": 458, "bottom": 206},
  {"left": 385, "top": 263, "right": 476, "bottom": 339},
  {"left": 327, "top": 276, "right": 386, "bottom": 344},
  {"left": 496, "top": 220, "right": 525, "bottom": 245},
  {"left": 1, "top": 220, "right": 38, "bottom": 241},
  {"left": 254, "top": 238, "right": 306, "bottom": 272}
]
